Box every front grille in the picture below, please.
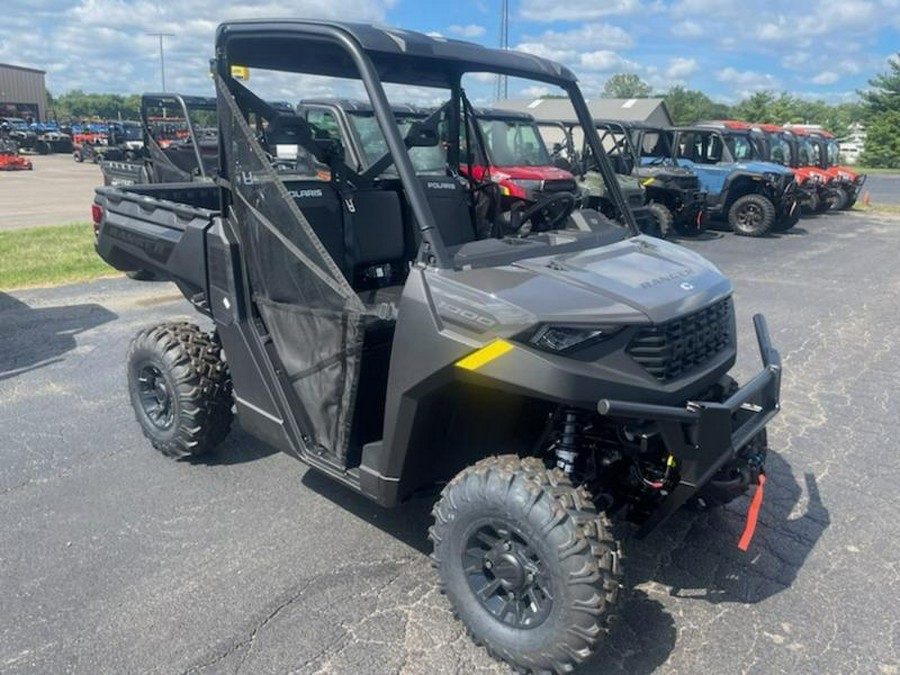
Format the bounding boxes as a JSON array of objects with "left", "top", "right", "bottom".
[
  {"left": 542, "top": 178, "right": 577, "bottom": 193},
  {"left": 627, "top": 298, "right": 732, "bottom": 381}
]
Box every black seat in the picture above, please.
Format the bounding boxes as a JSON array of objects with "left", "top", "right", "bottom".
[
  {"left": 413, "top": 176, "right": 477, "bottom": 249},
  {"left": 282, "top": 180, "right": 348, "bottom": 276}
]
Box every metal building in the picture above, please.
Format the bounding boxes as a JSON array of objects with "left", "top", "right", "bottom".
[{"left": 0, "top": 63, "right": 48, "bottom": 122}]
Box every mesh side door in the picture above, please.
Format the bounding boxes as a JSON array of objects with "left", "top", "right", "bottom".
[{"left": 217, "top": 75, "right": 367, "bottom": 464}]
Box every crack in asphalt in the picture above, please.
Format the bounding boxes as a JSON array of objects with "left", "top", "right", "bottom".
[{"left": 180, "top": 557, "right": 417, "bottom": 675}]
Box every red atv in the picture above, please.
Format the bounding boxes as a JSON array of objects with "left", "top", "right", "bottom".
[
  {"left": 786, "top": 126, "right": 865, "bottom": 210},
  {"left": 0, "top": 140, "right": 33, "bottom": 171}
]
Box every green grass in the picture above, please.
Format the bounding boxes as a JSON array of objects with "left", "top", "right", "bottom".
[
  {"left": 0, "top": 223, "right": 118, "bottom": 291},
  {"left": 853, "top": 167, "right": 900, "bottom": 175},
  {"left": 853, "top": 202, "right": 900, "bottom": 215}
]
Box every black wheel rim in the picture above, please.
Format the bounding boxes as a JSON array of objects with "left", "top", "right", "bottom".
[
  {"left": 463, "top": 521, "right": 553, "bottom": 628},
  {"left": 137, "top": 364, "right": 175, "bottom": 429},
  {"left": 737, "top": 202, "right": 763, "bottom": 228}
]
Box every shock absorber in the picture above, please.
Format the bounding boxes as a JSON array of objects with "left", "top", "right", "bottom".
[{"left": 555, "top": 409, "right": 580, "bottom": 474}]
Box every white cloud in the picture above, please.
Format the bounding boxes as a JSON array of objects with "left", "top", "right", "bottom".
[
  {"left": 516, "top": 23, "right": 634, "bottom": 54},
  {"left": 666, "top": 57, "right": 699, "bottom": 79},
  {"left": 514, "top": 42, "right": 578, "bottom": 63},
  {"left": 448, "top": 24, "right": 485, "bottom": 38},
  {"left": 520, "top": 85, "right": 551, "bottom": 99},
  {"left": 716, "top": 67, "right": 780, "bottom": 91},
  {"left": 811, "top": 71, "right": 840, "bottom": 85},
  {"left": 517, "top": 0, "right": 642, "bottom": 22},
  {"left": 0, "top": 0, "right": 398, "bottom": 94},
  {"left": 579, "top": 50, "right": 640, "bottom": 72},
  {"left": 671, "top": 20, "right": 704, "bottom": 37}
]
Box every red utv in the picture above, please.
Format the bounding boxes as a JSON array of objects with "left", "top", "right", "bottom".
[
  {"left": 463, "top": 108, "right": 581, "bottom": 233},
  {"left": 799, "top": 128, "right": 865, "bottom": 210},
  {"left": 752, "top": 123, "right": 836, "bottom": 214},
  {"left": 0, "top": 139, "right": 33, "bottom": 170}
]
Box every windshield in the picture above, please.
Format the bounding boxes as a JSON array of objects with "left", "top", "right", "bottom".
[
  {"left": 724, "top": 133, "right": 757, "bottom": 161},
  {"left": 798, "top": 138, "right": 820, "bottom": 166},
  {"left": 477, "top": 118, "right": 551, "bottom": 167},
  {"left": 120, "top": 125, "right": 142, "bottom": 141},
  {"left": 766, "top": 133, "right": 792, "bottom": 166},
  {"left": 348, "top": 112, "right": 446, "bottom": 174},
  {"left": 826, "top": 140, "right": 840, "bottom": 166}
]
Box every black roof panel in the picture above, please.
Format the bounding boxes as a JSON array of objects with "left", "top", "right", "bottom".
[{"left": 216, "top": 20, "right": 577, "bottom": 89}]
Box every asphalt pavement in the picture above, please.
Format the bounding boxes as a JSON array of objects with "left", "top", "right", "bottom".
[
  {"left": 1, "top": 210, "right": 899, "bottom": 674},
  {"left": 863, "top": 173, "right": 900, "bottom": 205},
  {"left": 0, "top": 153, "right": 105, "bottom": 230}
]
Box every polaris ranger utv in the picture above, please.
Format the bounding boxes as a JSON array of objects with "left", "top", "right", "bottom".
[
  {"left": 532, "top": 119, "right": 663, "bottom": 236},
  {"left": 643, "top": 123, "right": 799, "bottom": 236},
  {"left": 94, "top": 20, "right": 782, "bottom": 674},
  {"left": 99, "top": 94, "right": 219, "bottom": 186},
  {"left": 593, "top": 119, "right": 705, "bottom": 236}
]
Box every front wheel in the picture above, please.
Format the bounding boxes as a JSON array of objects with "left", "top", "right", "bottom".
[
  {"left": 728, "top": 193, "right": 775, "bottom": 237},
  {"left": 647, "top": 201, "right": 674, "bottom": 238},
  {"left": 430, "top": 455, "right": 621, "bottom": 674},
  {"left": 127, "top": 322, "right": 233, "bottom": 458},
  {"left": 827, "top": 186, "right": 849, "bottom": 211}
]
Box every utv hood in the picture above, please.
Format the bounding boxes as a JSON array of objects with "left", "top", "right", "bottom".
[
  {"left": 493, "top": 164, "right": 574, "bottom": 181},
  {"left": 734, "top": 160, "right": 794, "bottom": 176},
  {"left": 439, "top": 237, "right": 732, "bottom": 330}
]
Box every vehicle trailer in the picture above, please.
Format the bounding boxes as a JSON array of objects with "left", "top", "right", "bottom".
[
  {"left": 94, "top": 19, "right": 781, "bottom": 674},
  {"left": 99, "top": 94, "right": 218, "bottom": 186},
  {"left": 663, "top": 122, "right": 799, "bottom": 236}
]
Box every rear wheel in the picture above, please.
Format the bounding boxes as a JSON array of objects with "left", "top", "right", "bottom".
[
  {"left": 431, "top": 455, "right": 621, "bottom": 674},
  {"left": 801, "top": 192, "right": 820, "bottom": 215},
  {"left": 728, "top": 193, "right": 775, "bottom": 237},
  {"left": 127, "top": 322, "right": 233, "bottom": 458},
  {"left": 647, "top": 202, "right": 674, "bottom": 238}
]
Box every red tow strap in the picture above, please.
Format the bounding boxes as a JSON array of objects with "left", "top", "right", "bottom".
[{"left": 738, "top": 473, "right": 766, "bottom": 551}]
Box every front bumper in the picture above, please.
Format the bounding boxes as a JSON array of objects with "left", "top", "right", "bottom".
[{"left": 597, "top": 313, "right": 782, "bottom": 535}]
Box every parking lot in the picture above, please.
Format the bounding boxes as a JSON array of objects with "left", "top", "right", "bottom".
[
  {"left": 2, "top": 207, "right": 898, "bottom": 673},
  {"left": 0, "top": 153, "right": 105, "bottom": 231}
]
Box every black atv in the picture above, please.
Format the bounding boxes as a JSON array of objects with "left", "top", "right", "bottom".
[{"left": 94, "top": 20, "right": 782, "bottom": 674}]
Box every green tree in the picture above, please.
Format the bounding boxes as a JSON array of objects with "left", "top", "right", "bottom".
[
  {"left": 601, "top": 73, "right": 652, "bottom": 98},
  {"left": 663, "top": 86, "right": 729, "bottom": 125},
  {"left": 859, "top": 111, "right": 900, "bottom": 168},
  {"left": 859, "top": 52, "right": 900, "bottom": 119},
  {"left": 731, "top": 91, "right": 776, "bottom": 122}
]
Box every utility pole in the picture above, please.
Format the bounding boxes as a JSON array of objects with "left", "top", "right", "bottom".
[
  {"left": 146, "top": 32, "right": 174, "bottom": 92},
  {"left": 495, "top": 0, "right": 509, "bottom": 100}
]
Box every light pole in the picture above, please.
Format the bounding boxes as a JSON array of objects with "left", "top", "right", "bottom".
[{"left": 146, "top": 32, "right": 174, "bottom": 91}]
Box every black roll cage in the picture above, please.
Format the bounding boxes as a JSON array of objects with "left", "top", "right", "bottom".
[
  {"left": 140, "top": 93, "right": 218, "bottom": 179},
  {"left": 213, "top": 20, "right": 638, "bottom": 269}
]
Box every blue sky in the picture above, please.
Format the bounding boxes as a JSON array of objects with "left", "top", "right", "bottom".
[{"left": 1, "top": 0, "right": 897, "bottom": 104}]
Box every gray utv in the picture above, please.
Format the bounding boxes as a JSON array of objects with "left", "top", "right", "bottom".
[{"left": 93, "top": 19, "right": 782, "bottom": 674}]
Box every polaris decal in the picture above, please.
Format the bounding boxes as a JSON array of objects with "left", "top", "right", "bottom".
[
  {"left": 426, "top": 181, "right": 456, "bottom": 190},
  {"left": 288, "top": 188, "right": 324, "bottom": 199}
]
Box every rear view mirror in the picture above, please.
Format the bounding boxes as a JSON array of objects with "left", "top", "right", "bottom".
[{"left": 405, "top": 120, "right": 440, "bottom": 147}]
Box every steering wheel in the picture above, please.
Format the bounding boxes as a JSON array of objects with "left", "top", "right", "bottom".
[{"left": 516, "top": 192, "right": 577, "bottom": 236}]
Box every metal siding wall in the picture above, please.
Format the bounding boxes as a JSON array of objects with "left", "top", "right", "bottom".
[{"left": 0, "top": 66, "right": 48, "bottom": 121}]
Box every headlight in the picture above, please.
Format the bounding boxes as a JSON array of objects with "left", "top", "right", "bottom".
[
  {"left": 762, "top": 171, "right": 781, "bottom": 184},
  {"left": 529, "top": 324, "right": 620, "bottom": 353},
  {"left": 507, "top": 178, "right": 544, "bottom": 192}
]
